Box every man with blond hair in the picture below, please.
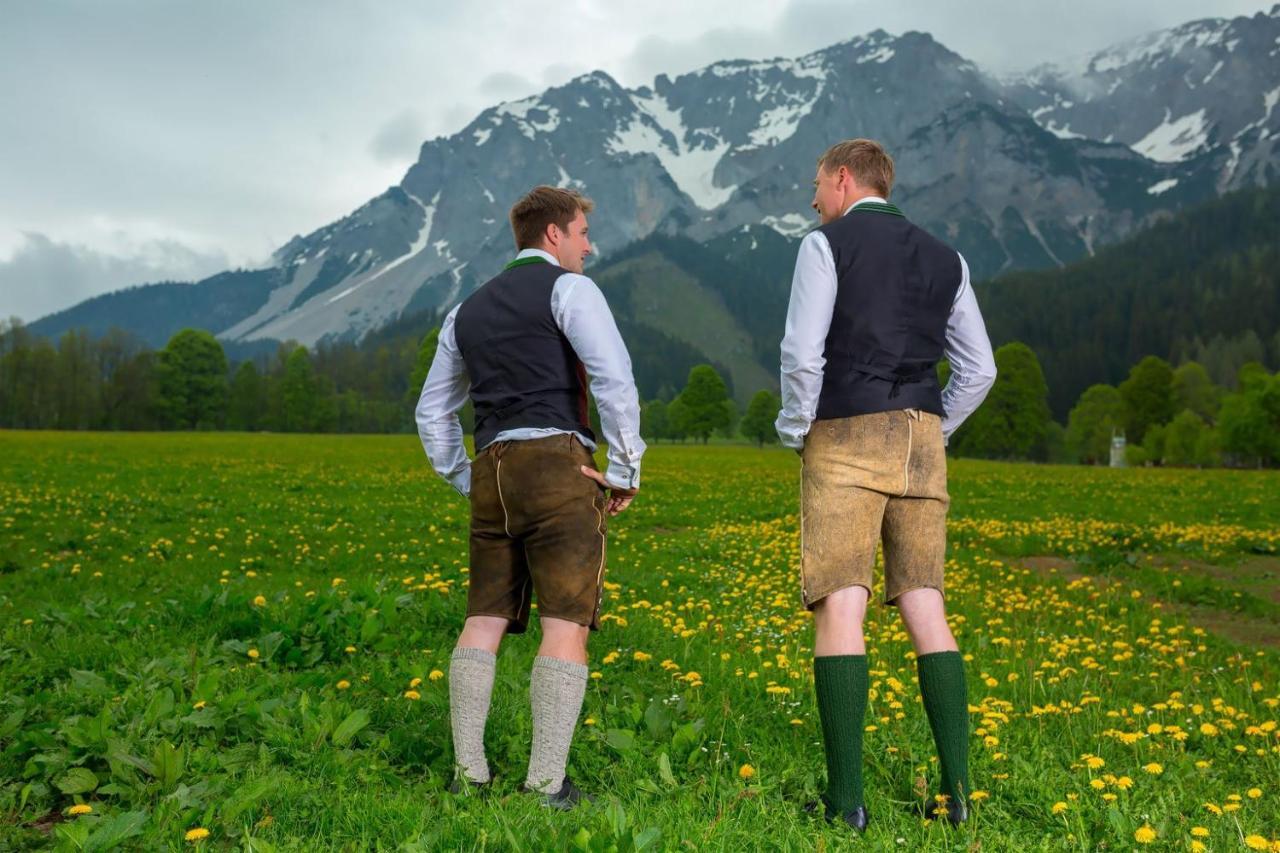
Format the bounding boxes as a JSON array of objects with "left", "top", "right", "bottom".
[
  {"left": 777, "top": 139, "right": 997, "bottom": 832},
  {"left": 415, "top": 185, "right": 645, "bottom": 809}
]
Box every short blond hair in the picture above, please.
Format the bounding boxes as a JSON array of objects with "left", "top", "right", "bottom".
[
  {"left": 817, "top": 139, "right": 895, "bottom": 198},
  {"left": 509, "top": 186, "right": 595, "bottom": 250}
]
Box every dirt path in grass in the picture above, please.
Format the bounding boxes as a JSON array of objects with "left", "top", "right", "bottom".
[{"left": 1014, "top": 554, "right": 1280, "bottom": 649}]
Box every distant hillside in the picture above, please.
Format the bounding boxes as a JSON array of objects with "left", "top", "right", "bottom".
[
  {"left": 977, "top": 184, "right": 1280, "bottom": 417},
  {"left": 28, "top": 269, "right": 279, "bottom": 350}
]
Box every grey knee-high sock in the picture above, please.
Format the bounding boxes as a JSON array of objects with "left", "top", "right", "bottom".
[
  {"left": 449, "top": 647, "right": 497, "bottom": 783},
  {"left": 525, "top": 655, "right": 588, "bottom": 793}
]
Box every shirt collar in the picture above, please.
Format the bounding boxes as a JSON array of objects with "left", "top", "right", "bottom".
[
  {"left": 516, "top": 248, "right": 559, "bottom": 265},
  {"left": 842, "top": 196, "right": 888, "bottom": 216}
]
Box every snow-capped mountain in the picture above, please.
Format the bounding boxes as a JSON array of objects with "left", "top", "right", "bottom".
[
  {"left": 1003, "top": 5, "right": 1280, "bottom": 190},
  {"left": 30, "top": 9, "right": 1280, "bottom": 349}
]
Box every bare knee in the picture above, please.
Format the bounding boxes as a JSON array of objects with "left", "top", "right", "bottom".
[
  {"left": 538, "top": 617, "right": 590, "bottom": 664},
  {"left": 895, "top": 588, "right": 958, "bottom": 655},
  {"left": 812, "top": 585, "right": 869, "bottom": 656},
  {"left": 457, "top": 615, "right": 509, "bottom": 655}
]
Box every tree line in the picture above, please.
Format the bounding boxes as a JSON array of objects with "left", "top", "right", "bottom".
[{"left": 3, "top": 317, "right": 1276, "bottom": 468}]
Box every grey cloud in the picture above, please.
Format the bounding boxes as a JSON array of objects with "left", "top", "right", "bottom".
[
  {"left": 0, "top": 233, "right": 229, "bottom": 323},
  {"left": 479, "top": 71, "right": 539, "bottom": 99},
  {"left": 370, "top": 110, "right": 428, "bottom": 164}
]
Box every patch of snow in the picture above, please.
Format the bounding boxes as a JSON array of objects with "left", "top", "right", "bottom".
[
  {"left": 1202, "top": 60, "right": 1225, "bottom": 85},
  {"left": 745, "top": 85, "right": 825, "bottom": 148},
  {"left": 1044, "top": 121, "right": 1086, "bottom": 140},
  {"left": 480, "top": 185, "right": 495, "bottom": 204},
  {"left": 857, "top": 45, "right": 895, "bottom": 64},
  {"left": 493, "top": 97, "right": 560, "bottom": 140},
  {"left": 1146, "top": 178, "right": 1178, "bottom": 195},
  {"left": 473, "top": 125, "right": 492, "bottom": 146},
  {"left": 761, "top": 213, "right": 813, "bottom": 237},
  {"left": 608, "top": 91, "right": 737, "bottom": 209},
  {"left": 1264, "top": 85, "right": 1280, "bottom": 122},
  {"left": 1132, "top": 108, "right": 1210, "bottom": 162}
]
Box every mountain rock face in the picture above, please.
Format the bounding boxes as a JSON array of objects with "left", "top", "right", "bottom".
[
  {"left": 30, "top": 9, "right": 1280, "bottom": 351},
  {"left": 1003, "top": 6, "right": 1280, "bottom": 190}
]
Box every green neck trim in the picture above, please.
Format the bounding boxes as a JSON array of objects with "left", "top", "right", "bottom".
[
  {"left": 850, "top": 201, "right": 905, "bottom": 218},
  {"left": 503, "top": 255, "right": 551, "bottom": 271}
]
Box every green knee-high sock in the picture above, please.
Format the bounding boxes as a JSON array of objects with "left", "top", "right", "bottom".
[
  {"left": 916, "top": 651, "right": 970, "bottom": 804},
  {"left": 814, "top": 654, "right": 868, "bottom": 812}
]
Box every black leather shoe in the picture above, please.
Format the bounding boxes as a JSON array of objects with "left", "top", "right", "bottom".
[
  {"left": 522, "top": 777, "right": 594, "bottom": 810},
  {"left": 804, "top": 798, "right": 869, "bottom": 832},
  {"left": 446, "top": 775, "right": 491, "bottom": 795},
  {"left": 918, "top": 795, "right": 968, "bottom": 826},
  {"left": 942, "top": 797, "right": 968, "bottom": 826}
]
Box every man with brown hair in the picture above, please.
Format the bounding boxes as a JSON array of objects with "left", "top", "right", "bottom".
[
  {"left": 415, "top": 185, "right": 645, "bottom": 809},
  {"left": 776, "top": 139, "right": 997, "bottom": 832}
]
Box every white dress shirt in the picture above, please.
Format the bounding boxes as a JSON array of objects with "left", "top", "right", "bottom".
[
  {"left": 415, "top": 248, "right": 646, "bottom": 496},
  {"left": 775, "top": 197, "right": 997, "bottom": 449}
]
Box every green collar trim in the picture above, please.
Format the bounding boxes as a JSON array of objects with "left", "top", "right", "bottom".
[
  {"left": 503, "top": 255, "right": 551, "bottom": 271},
  {"left": 850, "top": 201, "right": 905, "bottom": 218}
]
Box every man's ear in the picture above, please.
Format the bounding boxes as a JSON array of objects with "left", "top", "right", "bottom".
[{"left": 545, "top": 221, "right": 561, "bottom": 249}]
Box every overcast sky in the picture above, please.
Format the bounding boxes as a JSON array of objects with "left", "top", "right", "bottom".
[{"left": 1, "top": 0, "right": 1272, "bottom": 322}]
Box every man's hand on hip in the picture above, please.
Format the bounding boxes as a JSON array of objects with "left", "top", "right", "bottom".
[{"left": 579, "top": 466, "right": 638, "bottom": 516}]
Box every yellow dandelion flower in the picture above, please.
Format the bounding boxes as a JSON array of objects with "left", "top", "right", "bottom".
[
  {"left": 1244, "top": 836, "right": 1269, "bottom": 851},
  {"left": 633, "top": 651, "right": 651, "bottom": 662},
  {"left": 67, "top": 804, "right": 93, "bottom": 816},
  {"left": 1247, "top": 787, "right": 1262, "bottom": 799},
  {"left": 1084, "top": 755, "right": 1105, "bottom": 770},
  {"left": 969, "top": 791, "right": 988, "bottom": 802},
  {"left": 739, "top": 764, "right": 755, "bottom": 780},
  {"left": 336, "top": 680, "right": 351, "bottom": 690},
  {"left": 1090, "top": 779, "right": 1106, "bottom": 790},
  {"left": 1142, "top": 762, "right": 1163, "bottom": 774},
  {"left": 252, "top": 595, "right": 266, "bottom": 607},
  {"left": 428, "top": 669, "right": 444, "bottom": 681},
  {"left": 1190, "top": 842, "right": 1206, "bottom": 853},
  {"left": 246, "top": 648, "right": 259, "bottom": 660},
  {"left": 1134, "top": 824, "right": 1156, "bottom": 844},
  {"left": 185, "top": 827, "right": 210, "bottom": 842},
  {"left": 584, "top": 717, "right": 596, "bottom": 726},
  {"left": 404, "top": 690, "right": 420, "bottom": 700},
  {"left": 1051, "top": 801, "right": 1068, "bottom": 815},
  {"left": 1199, "top": 723, "right": 1219, "bottom": 736},
  {"left": 1190, "top": 827, "right": 1209, "bottom": 838},
  {"left": 409, "top": 677, "right": 422, "bottom": 688},
  {"left": 192, "top": 700, "right": 206, "bottom": 710},
  {"left": 1115, "top": 776, "right": 1133, "bottom": 790}
]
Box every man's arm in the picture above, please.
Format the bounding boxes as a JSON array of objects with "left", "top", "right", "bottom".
[
  {"left": 552, "top": 275, "right": 646, "bottom": 494},
  {"left": 414, "top": 305, "right": 472, "bottom": 496},
  {"left": 940, "top": 254, "right": 997, "bottom": 440},
  {"left": 776, "top": 231, "right": 838, "bottom": 449}
]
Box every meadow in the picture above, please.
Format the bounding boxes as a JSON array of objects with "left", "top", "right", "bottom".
[{"left": 1, "top": 431, "right": 1278, "bottom": 851}]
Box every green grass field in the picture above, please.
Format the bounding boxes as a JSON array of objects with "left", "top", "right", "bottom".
[{"left": 1, "top": 432, "right": 1278, "bottom": 851}]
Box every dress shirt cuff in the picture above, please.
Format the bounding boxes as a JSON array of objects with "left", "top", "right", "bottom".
[
  {"left": 604, "top": 461, "right": 640, "bottom": 491},
  {"left": 774, "top": 413, "right": 810, "bottom": 449},
  {"left": 446, "top": 463, "right": 472, "bottom": 497}
]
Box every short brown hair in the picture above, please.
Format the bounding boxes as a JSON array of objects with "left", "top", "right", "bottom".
[
  {"left": 509, "top": 186, "right": 595, "bottom": 250},
  {"left": 817, "top": 139, "right": 895, "bottom": 198}
]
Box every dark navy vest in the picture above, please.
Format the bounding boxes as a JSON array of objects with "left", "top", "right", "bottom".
[
  {"left": 453, "top": 257, "right": 595, "bottom": 449},
  {"left": 815, "top": 202, "right": 962, "bottom": 420}
]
